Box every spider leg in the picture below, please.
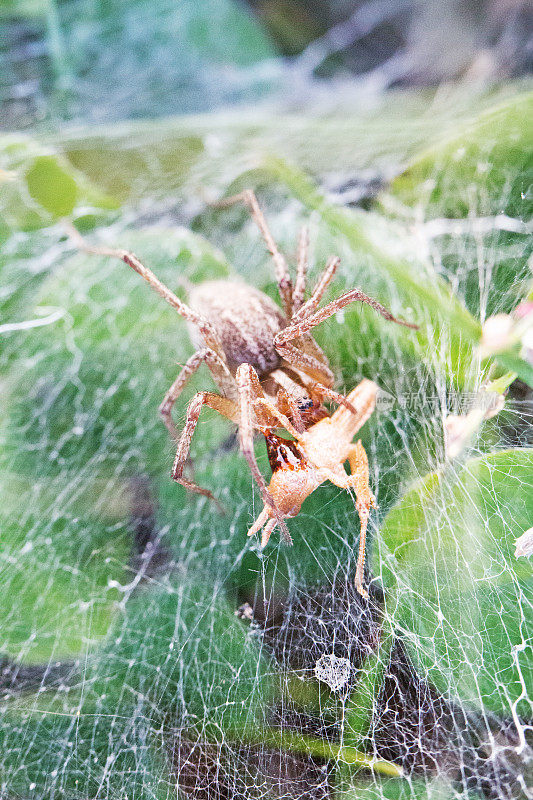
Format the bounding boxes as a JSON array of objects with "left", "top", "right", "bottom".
[
  {"left": 276, "top": 288, "right": 419, "bottom": 351},
  {"left": 273, "top": 343, "right": 357, "bottom": 415},
  {"left": 275, "top": 387, "right": 306, "bottom": 433},
  {"left": 291, "top": 236, "right": 344, "bottom": 404},
  {"left": 273, "top": 337, "right": 360, "bottom": 417},
  {"left": 253, "top": 397, "right": 302, "bottom": 439},
  {"left": 292, "top": 226, "right": 309, "bottom": 314},
  {"left": 306, "top": 382, "right": 358, "bottom": 415},
  {"left": 236, "top": 363, "right": 292, "bottom": 543},
  {"left": 276, "top": 338, "right": 335, "bottom": 386},
  {"left": 171, "top": 391, "right": 239, "bottom": 514},
  {"left": 269, "top": 367, "right": 331, "bottom": 431},
  {"left": 159, "top": 348, "right": 237, "bottom": 440},
  {"left": 66, "top": 222, "right": 223, "bottom": 353},
  {"left": 292, "top": 256, "right": 340, "bottom": 323},
  {"left": 216, "top": 190, "right": 293, "bottom": 318}
]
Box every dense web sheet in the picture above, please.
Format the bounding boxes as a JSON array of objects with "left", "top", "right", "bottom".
[{"left": 1, "top": 93, "right": 532, "bottom": 799}]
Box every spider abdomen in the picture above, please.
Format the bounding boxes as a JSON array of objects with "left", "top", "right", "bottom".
[{"left": 188, "top": 280, "right": 287, "bottom": 376}]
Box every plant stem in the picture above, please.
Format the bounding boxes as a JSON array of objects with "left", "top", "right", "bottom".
[
  {"left": 231, "top": 725, "right": 404, "bottom": 778},
  {"left": 343, "top": 630, "right": 394, "bottom": 748}
]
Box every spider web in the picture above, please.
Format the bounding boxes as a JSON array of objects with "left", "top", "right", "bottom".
[{"left": 1, "top": 58, "right": 532, "bottom": 800}]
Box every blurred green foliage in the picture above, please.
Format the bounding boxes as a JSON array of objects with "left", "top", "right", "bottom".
[
  {"left": 1, "top": 0, "right": 280, "bottom": 125},
  {"left": 391, "top": 92, "right": 533, "bottom": 220},
  {"left": 379, "top": 448, "right": 533, "bottom": 714},
  {"left": 0, "top": 578, "right": 272, "bottom": 798}
]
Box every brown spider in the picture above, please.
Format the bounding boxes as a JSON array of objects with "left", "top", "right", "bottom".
[
  {"left": 247, "top": 379, "right": 378, "bottom": 597},
  {"left": 67, "top": 190, "right": 417, "bottom": 542}
]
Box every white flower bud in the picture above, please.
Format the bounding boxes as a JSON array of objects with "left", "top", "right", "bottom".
[
  {"left": 515, "top": 528, "right": 533, "bottom": 559},
  {"left": 480, "top": 314, "right": 514, "bottom": 358}
]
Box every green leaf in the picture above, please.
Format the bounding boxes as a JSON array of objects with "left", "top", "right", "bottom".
[
  {"left": 35, "top": 87, "right": 514, "bottom": 203},
  {"left": 492, "top": 348, "right": 533, "bottom": 389},
  {"left": 25, "top": 155, "right": 78, "bottom": 217},
  {"left": 97, "top": 579, "right": 276, "bottom": 730},
  {"left": 0, "top": 710, "right": 170, "bottom": 799},
  {"left": 390, "top": 91, "right": 533, "bottom": 219},
  {"left": 2, "top": 227, "right": 232, "bottom": 476},
  {"left": 0, "top": 227, "right": 236, "bottom": 666},
  {"left": 377, "top": 448, "right": 533, "bottom": 712},
  {"left": 61, "top": 129, "right": 205, "bottom": 203},
  {"left": 235, "top": 726, "right": 403, "bottom": 778},
  {"left": 0, "top": 578, "right": 274, "bottom": 797},
  {"left": 0, "top": 136, "right": 119, "bottom": 231},
  {"left": 338, "top": 777, "right": 455, "bottom": 799},
  {"left": 344, "top": 632, "right": 394, "bottom": 748},
  {"left": 1, "top": 0, "right": 280, "bottom": 124},
  {"left": 184, "top": 0, "right": 277, "bottom": 67},
  {"left": 0, "top": 511, "right": 130, "bottom": 662},
  {"left": 335, "top": 629, "right": 396, "bottom": 795}
]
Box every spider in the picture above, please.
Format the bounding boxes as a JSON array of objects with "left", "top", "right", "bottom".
[
  {"left": 247, "top": 378, "right": 378, "bottom": 597},
  {"left": 68, "top": 190, "right": 417, "bottom": 542}
]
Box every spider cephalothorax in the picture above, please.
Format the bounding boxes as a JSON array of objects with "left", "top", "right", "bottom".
[{"left": 68, "top": 190, "right": 416, "bottom": 545}]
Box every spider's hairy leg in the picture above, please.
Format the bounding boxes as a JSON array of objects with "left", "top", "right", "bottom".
[
  {"left": 292, "top": 255, "right": 340, "bottom": 323},
  {"left": 236, "top": 364, "right": 293, "bottom": 544},
  {"left": 214, "top": 190, "right": 294, "bottom": 317},
  {"left": 275, "top": 337, "right": 336, "bottom": 386},
  {"left": 272, "top": 341, "right": 357, "bottom": 415},
  {"left": 275, "top": 387, "right": 306, "bottom": 433},
  {"left": 253, "top": 397, "right": 302, "bottom": 439},
  {"left": 307, "top": 382, "right": 359, "bottom": 415},
  {"left": 65, "top": 222, "right": 224, "bottom": 354},
  {"left": 292, "top": 226, "right": 309, "bottom": 314},
  {"left": 159, "top": 348, "right": 237, "bottom": 440},
  {"left": 171, "top": 391, "right": 239, "bottom": 514},
  {"left": 276, "top": 287, "right": 419, "bottom": 352},
  {"left": 268, "top": 367, "right": 328, "bottom": 429}
]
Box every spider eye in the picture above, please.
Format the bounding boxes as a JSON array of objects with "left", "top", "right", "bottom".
[{"left": 297, "top": 398, "right": 314, "bottom": 411}]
